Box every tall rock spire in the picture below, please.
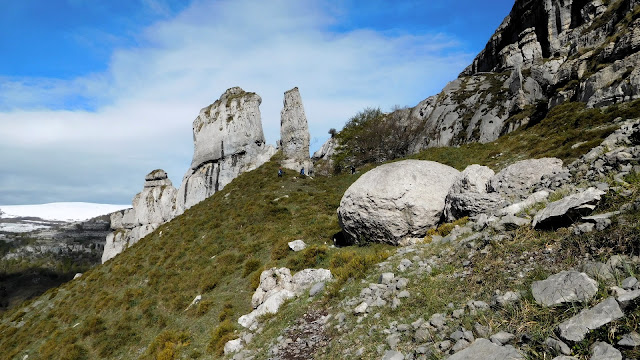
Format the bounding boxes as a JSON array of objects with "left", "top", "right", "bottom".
[{"left": 279, "top": 87, "right": 312, "bottom": 172}]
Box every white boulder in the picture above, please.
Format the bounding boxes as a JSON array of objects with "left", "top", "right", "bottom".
[
  {"left": 338, "top": 160, "right": 460, "bottom": 245},
  {"left": 489, "top": 158, "right": 563, "bottom": 198}
]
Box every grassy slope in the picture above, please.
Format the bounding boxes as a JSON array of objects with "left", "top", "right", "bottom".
[
  {"left": 1, "top": 100, "right": 640, "bottom": 360},
  {"left": 0, "top": 159, "right": 390, "bottom": 360}
]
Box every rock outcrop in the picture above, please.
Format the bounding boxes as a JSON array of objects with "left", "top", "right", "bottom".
[
  {"left": 279, "top": 87, "right": 312, "bottom": 172},
  {"left": 337, "top": 160, "right": 460, "bottom": 245},
  {"left": 444, "top": 165, "right": 504, "bottom": 221},
  {"left": 176, "top": 87, "right": 276, "bottom": 213},
  {"left": 331, "top": 0, "right": 640, "bottom": 157},
  {"left": 103, "top": 87, "right": 313, "bottom": 262},
  {"left": 239, "top": 267, "right": 332, "bottom": 329},
  {"left": 102, "top": 169, "right": 177, "bottom": 263}
]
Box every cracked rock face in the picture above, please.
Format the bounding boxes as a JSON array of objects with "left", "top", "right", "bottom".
[
  {"left": 102, "top": 169, "right": 177, "bottom": 263},
  {"left": 337, "top": 160, "right": 460, "bottom": 245},
  {"left": 280, "top": 87, "right": 311, "bottom": 171},
  {"left": 176, "top": 87, "right": 276, "bottom": 213}
]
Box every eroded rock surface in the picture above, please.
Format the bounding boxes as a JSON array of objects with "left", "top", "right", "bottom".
[
  {"left": 102, "top": 169, "right": 177, "bottom": 263},
  {"left": 531, "top": 271, "right": 598, "bottom": 307},
  {"left": 176, "top": 87, "right": 276, "bottom": 213},
  {"left": 279, "top": 87, "right": 311, "bottom": 172}
]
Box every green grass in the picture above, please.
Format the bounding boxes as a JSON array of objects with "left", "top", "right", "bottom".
[
  {"left": 410, "top": 100, "right": 640, "bottom": 171},
  {"left": 0, "top": 160, "right": 388, "bottom": 359}
]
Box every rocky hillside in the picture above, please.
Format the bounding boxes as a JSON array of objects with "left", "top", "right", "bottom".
[
  {"left": 4, "top": 1, "right": 640, "bottom": 360},
  {"left": 322, "top": 0, "right": 640, "bottom": 172},
  {"left": 1, "top": 95, "right": 640, "bottom": 359}
]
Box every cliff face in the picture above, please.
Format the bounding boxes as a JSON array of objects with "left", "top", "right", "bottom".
[
  {"left": 175, "top": 87, "right": 276, "bottom": 213},
  {"left": 401, "top": 0, "right": 640, "bottom": 152}
]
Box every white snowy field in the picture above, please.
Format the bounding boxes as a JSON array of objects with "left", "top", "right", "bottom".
[{"left": 0, "top": 202, "right": 130, "bottom": 222}]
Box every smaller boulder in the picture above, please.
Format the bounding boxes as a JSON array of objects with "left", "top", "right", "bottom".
[
  {"left": 447, "top": 338, "right": 523, "bottom": 360},
  {"left": 444, "top": 165, "right": 504, "bottom": 221},
  {"left": 557, "top": 297, "right": 623, "bottom": 342},
  {"left": 531, "top": 271, "right": 598, "bottom": 307},
  {"left": 618, "top": 332, "right": 640, "bottom": 347},
  {"left": 533, "top": 188, "right": 606, "bottom": 229},
  {"left": 288, "top": 240, "right": 307, "bottom": 252},
  {"left": 591, "top": 341, "right": 622, "bottom": 360},
  {"left": 489, "top": 158, "right": 563, "bottom": 198}
]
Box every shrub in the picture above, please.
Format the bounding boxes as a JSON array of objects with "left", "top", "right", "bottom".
[
  {"left": 242, "top": 258, "right": 262, "bottom": 277},
  {"left": 196, "top": 299, "right": 213, "bottom": 316},
  {"left": 218, "top": 302, "right": 234, "bottom": 322},
  {"left": 286, "top": 245, "right": 329, "bottom": 271},
  {"left": 332, "top": 106, "right": 421, "bottom": 172},
  {"left": 145, "top": 330, "right": 191, "bottom": 360},
  {"left": 207, "top": 320, "right": 237, "bottom": 355}
]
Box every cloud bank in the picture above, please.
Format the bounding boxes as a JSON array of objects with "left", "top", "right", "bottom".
[{"left": 0, "top": 0, "right": 474, "bottom": 204}]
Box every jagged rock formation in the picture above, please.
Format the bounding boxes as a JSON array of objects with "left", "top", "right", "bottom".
[
  {"left": 102, "top": 87, "right": 314, "bottom": 262},
  {"left": 323, "top": 0, "right": 640, "bottom": 158},
  {"left": 279, "top": 87, "right": 312, "bottom": 172},
  {"left": 337, "top": 160, "right": 460, "bottom": 245},
  {"left": 102, "top": 169, "right": 177, "bottom": 263},
  {"left": 176, "top": 87, "right": 276, "bottom": 212}
]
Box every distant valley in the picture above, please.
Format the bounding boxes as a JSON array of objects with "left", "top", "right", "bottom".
[{"left": 0, "top": 203, "right": 127, "bottom": 311}]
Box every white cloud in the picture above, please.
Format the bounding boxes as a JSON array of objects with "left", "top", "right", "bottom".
[{"left": 0, "top": 0, "right": 474, "bottom": 204}]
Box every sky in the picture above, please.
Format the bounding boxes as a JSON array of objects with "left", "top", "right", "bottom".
[{"left": 0, "top": 0, "right": 515, "bottom": 205}]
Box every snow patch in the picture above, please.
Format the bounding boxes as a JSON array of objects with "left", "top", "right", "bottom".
[
  {"left": 0, "top": 223, "right": 51, "bottom": 233},
  {"left": 0, "top": 203, "right": 130, "bottom": 222}
]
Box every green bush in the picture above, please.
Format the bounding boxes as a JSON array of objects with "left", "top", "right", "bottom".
[
  {"left": 242, "top": 258, "right": 262, "bottom": 277},
  {"left": 207, "top": 320, "right": 237, "bottom": 355}
]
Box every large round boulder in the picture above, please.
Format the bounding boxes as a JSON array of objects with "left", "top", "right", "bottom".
[{"left": 337, "top": 160, "right": 460, "bottom": 245}]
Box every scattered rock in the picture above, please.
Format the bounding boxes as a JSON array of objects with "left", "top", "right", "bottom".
[
  {"left": 447, "top": 338, "right": 523, "bottom": 359},
  {"left": 382, "top": 350, "right": 404, "bottom": 360},
  {"left": 581, "top": 212, "right": 618, "bottom": 231},
  {"left": 545, "top": 337, "right": 572, "bottom": 355},
  {"left": 491, "top": 331, "right": 515, "bottom": 345},
  {"left": 616, "top": 289, "right": 640, "bottom": 308},
  {"left": 531, "top": 271, "right": 598, "bottom": 306},
  {"left": 492, "top": 291, "right": 521, "bottom": 307},
  {"left": 288, "top": 240, "right": 307, "bottom": 252},
  {"left": 618, "top": 332, "right": 640, "bottom": 347},
  {"left": 558, "top": 297, "right": 624, "bottom": 342},
  {"left": 354, "top": 302, "right": 368, "bottom": 315},
  {"left": 590, "top": 341, "right": 622, "bottom": 360},
  {"left": 621, "top": 276, "right": 638, "bottom": 290},
  {"left": 224, "top": 338, "right": 244, "bottom": 355},
  {"left": 533, "top": 188, "right": 606, "bottom": 229}
]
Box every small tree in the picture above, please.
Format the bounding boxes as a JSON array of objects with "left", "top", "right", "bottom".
[{"left": 328, "top": 128, "right": 337, "bottom": 138}]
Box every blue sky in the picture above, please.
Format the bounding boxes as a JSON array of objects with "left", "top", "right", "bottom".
[{"left": 0, "top": 0, "right": 515, "bottom": 205}]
